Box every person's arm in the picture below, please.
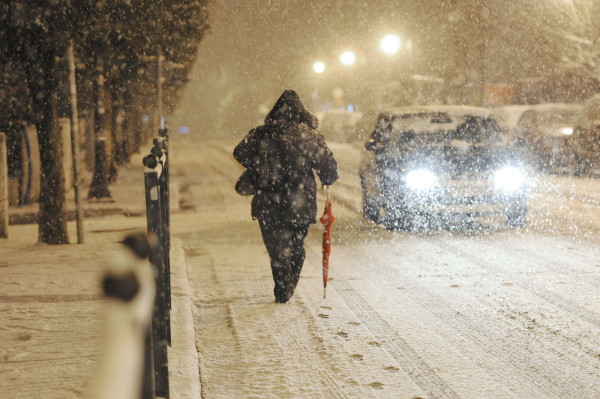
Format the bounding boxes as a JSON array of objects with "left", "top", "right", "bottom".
[
  {"left": 233, "top": 128, "right": 260, "bottom": 168},
  {"left": 312, "top": 133, "right": 339, "bottom": 186}
]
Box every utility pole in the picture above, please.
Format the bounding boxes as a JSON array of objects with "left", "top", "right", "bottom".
[
  {"left": 67, "top": 42, "right": 84, "bottom": 243},
  {"left": 0, "top": 133, "right": 8, "bottom": 238},
  {"left": 157, "top": 51, "right": 164, "bottom": 132}
]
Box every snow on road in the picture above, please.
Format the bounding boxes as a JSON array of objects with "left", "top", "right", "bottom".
[{"left": 170, "top": 138, "right": 600, "bottom": 398}]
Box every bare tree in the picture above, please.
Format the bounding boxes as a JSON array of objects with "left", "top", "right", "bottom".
[
  {"left": 1, "top": 0, "right": 210, "bottom": 244},
  {"left": 517, "top": 0, "right": 600, "bottom": 83}
]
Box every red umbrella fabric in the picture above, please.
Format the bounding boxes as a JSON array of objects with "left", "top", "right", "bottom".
[{"left": 320, "top": 187, "right": 335, "bottom": 298}]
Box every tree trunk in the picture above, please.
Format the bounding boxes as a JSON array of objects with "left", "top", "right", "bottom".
[
  {"left": 120, "top": 90, "right": 134, "bottom": 163},
  {"left": 24, "top": 44, "right": 69, "bottom": 244},
  {"left": 105, "top": 86, "right": 118, "bottom": 184},
  {"left": 88, "top": 64, "right": 111, "bottom": 199},
  {"left": 130, "top": 92, "right": 144, "bottom": 155}
]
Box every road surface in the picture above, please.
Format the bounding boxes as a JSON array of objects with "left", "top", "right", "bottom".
[{"left": 169, "top": 138, "right": 600, "bottom": 399}]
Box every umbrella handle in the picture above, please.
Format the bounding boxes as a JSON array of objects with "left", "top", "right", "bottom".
[{"left": 324, "top": 185, "right": 330, "bottom": 203}]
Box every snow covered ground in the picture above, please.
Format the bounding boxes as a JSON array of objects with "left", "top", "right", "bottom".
[{"left": 170, "top": 138, "right": 600, "bottom": 398}]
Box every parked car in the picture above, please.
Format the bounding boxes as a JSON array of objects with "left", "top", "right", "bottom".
[
  {"left": 359, "top": 105, "right": 528, "bottom": 230},
  {"left": 511, "top": 103, "right": 583, "bottom": 173},
  {"left": 318, "top": 108, "right": 364, "bottom": 143},
  {"left": 491, "top": 104, "right": 533, "bottom": 133},
  {"left": 572, "top": 95, "right": 600, "bottom": 175}
]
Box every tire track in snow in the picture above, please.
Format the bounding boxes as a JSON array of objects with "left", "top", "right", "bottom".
[
  {"left": 438, "top": 238, "right": 600, "bottom": 384},
  {"left": 333, "top": 239, "right": 560, "bottom": 398},
  {"left": 387, "top": 237, "right": 596, "bottom": 398},
  {"left": 439, "top": 237, "right": 600, "bottom": 327},
  {"left": 332, "top": 279, "right": 463, "bottom": 399},
  {"left": 193, "top": 140, "right": 599, "bottom": 397}
]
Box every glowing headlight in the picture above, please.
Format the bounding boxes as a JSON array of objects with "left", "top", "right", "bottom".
[
  {"left": 494, "top": 166, "right": 526, "bottom": 193},
  {"left": 405, "top": 169, "right": 436, "bottom": 191},
  {"left": 560, "top": 127, "right": 574, "bottom": 135}
]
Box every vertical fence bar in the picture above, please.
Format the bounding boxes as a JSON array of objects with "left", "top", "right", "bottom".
[
  {"left": 141, "top": 328, "right": 153, "bottom": 399},
  {"left": 143, "top": 154, "right": 169, "bottom": 399},
  {"left": 153, "top": 136, "right": 171, "bottom": 345}
]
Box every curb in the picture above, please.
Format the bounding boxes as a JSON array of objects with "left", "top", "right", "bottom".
[
  {"left": 168, "top": 237, "right": 201, "bottom": 399},
  {"left": 8, "top": 207, "right": 144, "bottom": 225}
]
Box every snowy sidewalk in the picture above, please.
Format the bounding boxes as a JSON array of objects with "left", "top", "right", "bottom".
[{"left": 1, "top": 149, "right": 200, "bottom": 399}]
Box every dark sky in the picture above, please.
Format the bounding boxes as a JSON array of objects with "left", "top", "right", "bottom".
[
  {"left": 173, "top": 0, "right": 432, "bottom": 137},
  {"left": 172, "top": 0, "right": 556, "bottom": 139}
]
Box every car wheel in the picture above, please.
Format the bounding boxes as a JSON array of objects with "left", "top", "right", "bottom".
[
  {"left": 360, "top": 175, "right": 380, "bottom": 222},
  {"left": 573, "top": 158, "right": 589, "bottom": 176},
  {"left": 362, "top": 191, "right": 380, "bottom": 222},
  {"left": 505, "top": 204, "right": 527, "bottom": 227}
]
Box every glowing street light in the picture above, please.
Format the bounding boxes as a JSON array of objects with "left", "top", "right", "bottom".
[
  {"left": 313, "top": 61, "right": 325, "bottom": 74},
  {"left": 380, "top": 34, "right": 401, "bottom": 55},
  {"left": 340, "top": 50, "right": 356, "bottom": 66}
]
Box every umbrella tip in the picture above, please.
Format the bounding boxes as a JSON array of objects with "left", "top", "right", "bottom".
[{"left": 323, "top": 286, "right": 326, "bottom": 299}]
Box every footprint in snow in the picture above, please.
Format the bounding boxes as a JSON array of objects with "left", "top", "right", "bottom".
[
  {"left": 337, "top": 331, "right": 349, "bottom": 338},
  {"left": 17, "top": 333, "right": 32, "bottom": 341},
  {"left": 318, "top": 313, "right": 329, "bottom": 319},
  {"left": 367, "top": 341, "right": 380, "bottom": 347},
  {"left": 384, "top": 366, "right": 399, "bottom": 373},
  {"left": 348, "top": 321, "right": 361, "bottom": 326},
  {"left": 351, "top": 354, "right": 364, "bottom": 361},
  {"left": 369, "top": 382, "right": 384, "bottom": 390},
  {"left": 320, "top": 305, "right": 332, "bottom": 310}
]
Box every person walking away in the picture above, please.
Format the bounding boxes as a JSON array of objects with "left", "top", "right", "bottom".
[{"left": 234, "top": 90, "right": 338, "bottom": 303}]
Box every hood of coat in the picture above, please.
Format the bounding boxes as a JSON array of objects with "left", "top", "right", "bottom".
[{"left": 265, "top": 90, "right": 319, "bottom": 130}]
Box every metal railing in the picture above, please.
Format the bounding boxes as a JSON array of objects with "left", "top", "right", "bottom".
[
  {"left": 142, "top": 127, "right": 171, "bottom": 399},
  {"left": 83, "top": 128, "right": 173, "bottom": 399}
]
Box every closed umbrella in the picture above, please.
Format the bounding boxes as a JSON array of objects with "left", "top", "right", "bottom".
[{"left": 320, "top": 186, "right": 335, "bottom": 298}]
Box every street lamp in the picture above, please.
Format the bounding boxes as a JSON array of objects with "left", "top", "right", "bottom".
[
  {"left": 340, "top": 50, "right": 356, "bottom": 66},
  {"left": 313, "top": 61, "right": 325, "bottom": 74},
  {"left": 380, "top": 34, "right": 401, "bottom": 55}
]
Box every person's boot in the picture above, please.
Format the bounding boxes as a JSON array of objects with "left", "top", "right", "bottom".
[{"left": 274, "top": 280, "right": 290, "bottom": 303}]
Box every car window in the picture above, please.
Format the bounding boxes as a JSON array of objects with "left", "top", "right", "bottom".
[
  {"left": 516, "top": 110, "right": 537, "bottom": 130},
  {"left": 481, "top": 117, "right": 502, "bottom": 143},
  {"left": 536, "top": 110, "right": 580, "bottom": 126}
]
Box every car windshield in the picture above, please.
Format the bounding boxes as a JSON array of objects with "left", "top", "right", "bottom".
[{"left": 380, "top": 112, "right": 501, "bottom": 147}]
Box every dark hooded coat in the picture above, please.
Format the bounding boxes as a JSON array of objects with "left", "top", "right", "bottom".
[{"left": 234, "top": 90, "right": 338, "bottom": 225}]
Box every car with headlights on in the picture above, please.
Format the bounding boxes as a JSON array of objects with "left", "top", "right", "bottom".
[{"left": 359, "top": 105, "right": 528, "bottom": 230}]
